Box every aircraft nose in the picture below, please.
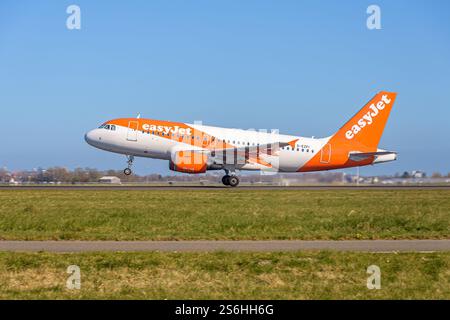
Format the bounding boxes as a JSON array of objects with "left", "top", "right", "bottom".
[{"left": 84, "top": 130, "right": 98, "bottom": 146}]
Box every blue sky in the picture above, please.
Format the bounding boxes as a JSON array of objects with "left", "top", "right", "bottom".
[{"left": 0, "top": 0, "right": 449, "bottom": 175}]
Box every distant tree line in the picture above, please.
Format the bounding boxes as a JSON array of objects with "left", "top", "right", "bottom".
[
  {"left": 0, "top": 167, "right": 449, "bottom": 184},
  {"left": 0, "top": 167, "right": 164, "bottom": 184}
]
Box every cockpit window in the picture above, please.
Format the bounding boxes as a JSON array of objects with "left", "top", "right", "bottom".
[{"left": 98, "top": 124, "right": 116, "bottom": 130}]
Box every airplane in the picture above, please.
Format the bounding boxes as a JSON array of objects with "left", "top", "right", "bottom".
[{"left": 85, "top": 91, "right": 397, "bottom": 187}]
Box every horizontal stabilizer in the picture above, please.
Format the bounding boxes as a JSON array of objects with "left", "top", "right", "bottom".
[{"left": 349, "top": 151, "right": 397, "bottom": 163}]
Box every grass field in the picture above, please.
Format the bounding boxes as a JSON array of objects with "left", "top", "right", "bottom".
[
  {"left": 0, "top": 189, "right": 448, "bottom": 299},
  {"left": 0, "top": 189, "right": 448, "bottom": 240},
  {"left": 0, "top": 251, "right": 448, "bottom": 299},
  {"left": 0, "top": 189, "right": 449, "bottom": 240}
]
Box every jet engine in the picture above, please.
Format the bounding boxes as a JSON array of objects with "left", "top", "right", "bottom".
[{"left": 169, "top": 150, "right": 208, "bottom": 174}]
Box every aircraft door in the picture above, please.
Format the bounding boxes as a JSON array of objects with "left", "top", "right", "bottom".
[
  {"left": 320, "top": 143, "right": 331, "bottom": 163},
  {"left": 127, "top": 121, "right": 138, "bottom": 141}
]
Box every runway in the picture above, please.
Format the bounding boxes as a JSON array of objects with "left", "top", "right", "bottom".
[
  {"left": 1, "top": 185, "right": 449, "bottom": 190},
  {"left": 0, "top": 240, "right": 449, "bottom": 252}
]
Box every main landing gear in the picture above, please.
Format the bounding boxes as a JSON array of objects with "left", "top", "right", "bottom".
[
  {"left": 222, "top": 170, "right": 239, "bottom": 187},
  {"left": 124, "top": 155, "right": 134, "bottom": 175}
]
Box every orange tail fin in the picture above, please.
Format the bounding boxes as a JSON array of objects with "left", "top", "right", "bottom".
[{"left": 334, "top": 91, "right": 397, "bottom": 150}]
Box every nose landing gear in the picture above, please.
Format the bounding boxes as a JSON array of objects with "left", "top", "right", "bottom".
[{"left": 124, "top": 155, "right": 134, "bottom": 175}]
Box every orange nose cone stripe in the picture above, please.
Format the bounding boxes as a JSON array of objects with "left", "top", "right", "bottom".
[{"left": 107, "top": 118, "right": 235, "bottom": 150}]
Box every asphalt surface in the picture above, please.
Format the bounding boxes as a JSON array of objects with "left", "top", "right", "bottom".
[
  {"left": 0, "top": 240, "right": 449, "bottom": 252},
  {"left": 1, "top": 185, "right": 449, "bottom": 190}
]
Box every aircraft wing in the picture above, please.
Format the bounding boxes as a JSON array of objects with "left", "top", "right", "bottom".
[
  {"left": 211, "top": 139, "right": 298, "bottom": 156},
  {"left": 209, "top": 139, "right": 299, "bottom": 168},
  {"left": 171, "top": 139, "right": 299, "bottom": 168}
]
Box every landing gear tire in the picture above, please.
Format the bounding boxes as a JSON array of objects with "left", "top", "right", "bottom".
[
  {"left": 228, "top": 175, "right": 239, "bottom": 187},
  {"left": 222, "top": 175, "right": 230, "bottom": 186},
  {"left": 124, "top": 155, "right": 134, "bottom": 176}
]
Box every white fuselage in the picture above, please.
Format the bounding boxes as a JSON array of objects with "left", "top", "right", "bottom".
[{"left": 85, "top": 122, "right": 330, "bottom": 172}]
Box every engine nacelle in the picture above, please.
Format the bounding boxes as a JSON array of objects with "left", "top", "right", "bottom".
[{"left": 169, "top": 150, "right": 208, "bottom": 174}]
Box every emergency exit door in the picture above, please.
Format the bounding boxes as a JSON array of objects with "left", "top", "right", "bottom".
[{"left": 320, "top": 143, "right": 331, "bottom": 163}]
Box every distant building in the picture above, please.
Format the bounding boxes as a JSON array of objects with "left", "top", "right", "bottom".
[
  {"left": 411, "top": 171, "right": 426, "bottom": 179},
  {"left": 8, "top": 178, "right": 19, "bottom": 185},
  {"left": 98, "top": 176, "right": 121, "bottom": 184},
  {"left": 278, "top": 178, "right": 293, "bottom": 186}
]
